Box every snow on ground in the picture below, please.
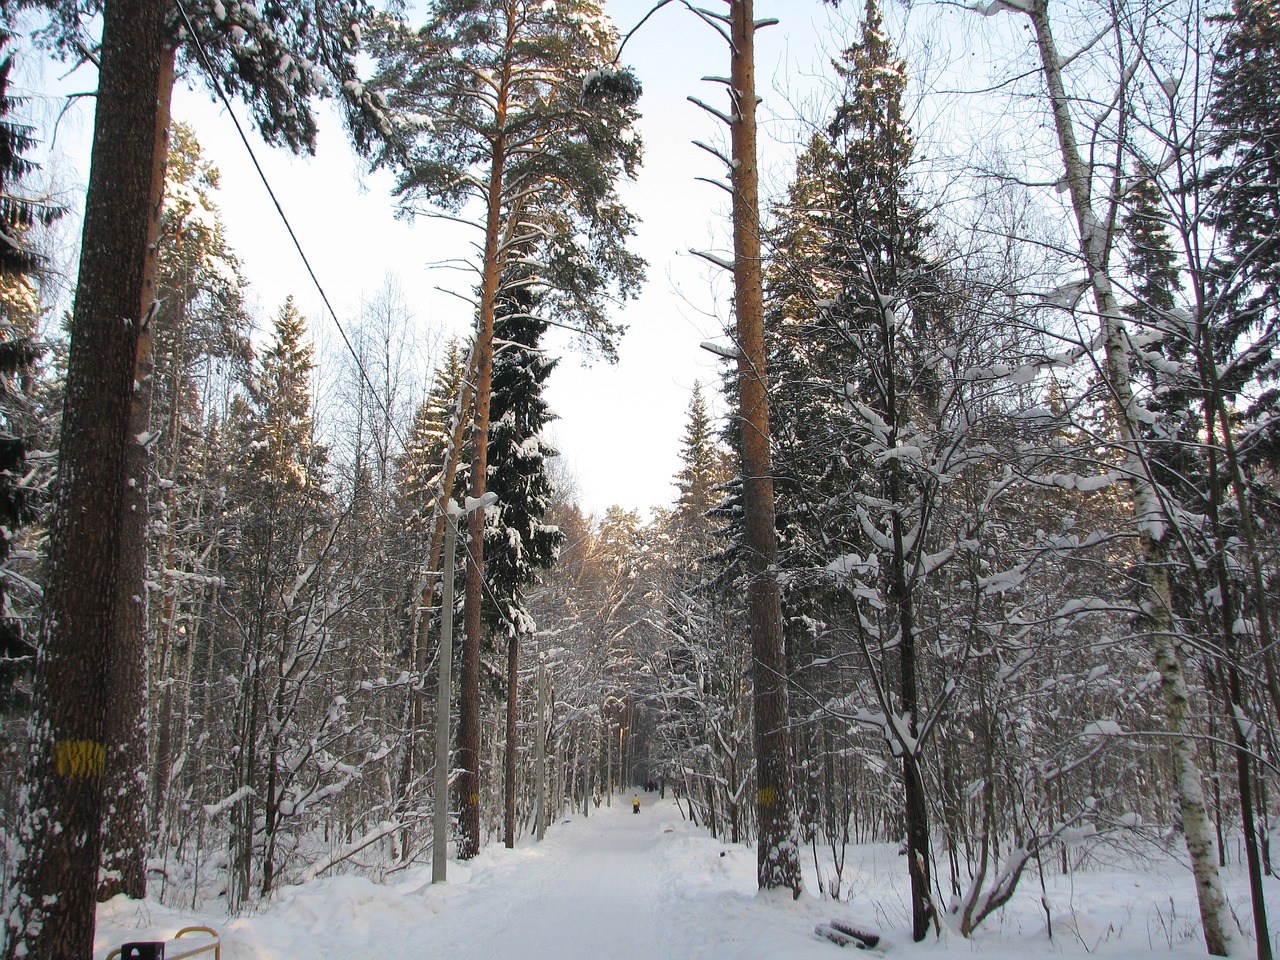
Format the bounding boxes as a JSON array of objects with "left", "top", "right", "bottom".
[{"left": 96, "top": 795, "right": 1263, "bottom": 960}]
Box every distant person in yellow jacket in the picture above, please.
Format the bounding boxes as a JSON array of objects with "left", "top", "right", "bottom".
[{"left": 632, "top": 794, "right": 640, "bottom": 814}]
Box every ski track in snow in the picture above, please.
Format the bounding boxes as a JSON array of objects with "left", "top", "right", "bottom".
[{"left": 96, "top": 795, "right": 1244, "bottom": 960}]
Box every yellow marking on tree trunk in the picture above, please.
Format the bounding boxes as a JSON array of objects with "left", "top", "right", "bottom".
[{"left": 55, "top": 740, "right": 106, "bottom": 777}]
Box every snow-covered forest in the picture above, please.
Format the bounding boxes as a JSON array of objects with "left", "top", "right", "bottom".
[{"left": 1, "top": 0, "right": 1278, "bottom": 957}]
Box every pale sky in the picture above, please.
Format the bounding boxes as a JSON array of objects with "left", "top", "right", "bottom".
[
  {"left": 161, "top": 0, "right": 848, "bottom": 518},
  {"left": 18, "top": 2, "right": 861, "bottom": 517}
]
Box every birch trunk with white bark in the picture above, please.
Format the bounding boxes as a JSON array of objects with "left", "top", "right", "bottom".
[{"left": 1025, "top": 3, "right": 1235, "bottom": 952}]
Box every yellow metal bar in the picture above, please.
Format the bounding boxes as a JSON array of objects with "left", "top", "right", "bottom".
[
  {"left": 168, "top": 927, "right": 220, "bottom": 960},
  {"left": 173, "top": 928, "right": 219, "bottom": 940}
]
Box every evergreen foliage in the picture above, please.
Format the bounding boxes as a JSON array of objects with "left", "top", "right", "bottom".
[
  {"left": 221, "top": 298, "right": 335, "bottom": 906},
  {"left": 1120, "top": 178, "right": 1201, "bottom": 525},
  {"left": 0, "top": 33, "right": 48, "bottom": 707},
  {"left": 396, "top": 340, "right": 470, "bottom": 536},
  {"left": 9, "top": 0, "right": 1280, "bottom": 940},
  {"left": 671, "top": 381, "right": 728, "bottom": 544},
  {"left": 485, "top": 271, "right": 564, "bottom": 637},
  {"left": 143, "top": 125, "right": 253, "bottom": 848},
  {"left": 12, "top": 0, "right": 384, "bottom": 156},
  {"left": 1206, "top": 0, "right": 1280, "bottom": 466},
  {"left": 368, "top": 0, "right": 645, "bottom": 358}
]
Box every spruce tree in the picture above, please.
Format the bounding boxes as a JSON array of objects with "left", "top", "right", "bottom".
[
  {"left": 1120, "top": 177, "right": 1200, "bottom": 534},
  {"left": 0, "top": 33, "right": 58, "bottom": 283},
  {"left": 222, "top": 297, "right": 333, "bottom": 906},
  {"left": 1206, "top": 0, "right": 1280, "bottom": 465},
  {"left": 1190, "top": 10, "right": 1280, "bottom": 938},
  {"left": 0, "top": 33, "right": 51, "bottom": 708},
  {"left": 833, "top": 0, "right": 942, "bottom": 932},
  {"left": 396, "top": 341, "right": 470, "bottom": 538},
  {"left": 672, "top": 381, "right": 730, "bottom": 560},
  {"left": 485, "top": 277, "right": 563, "bottom": 640},
  {"left": 765, "top": 0, "right": 954, "bottom": 934},
  {"left": 485, "top": 268, "right": 564, "bottom": 848}
]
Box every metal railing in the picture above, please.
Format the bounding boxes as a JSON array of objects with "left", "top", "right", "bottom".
[{"left": 106, "top": 925, "right": 220, "bottom": 960}]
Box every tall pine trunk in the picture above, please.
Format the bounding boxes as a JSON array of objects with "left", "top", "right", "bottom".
[
  {"left": 2, "top": 0, "right": 165, "bottom": 952},
  {"left": 729, "top": 0, "right": 802, "bottom": 897},
  {"left": 458, "top": 67, "right": 511, "bottom": 860},
  {"left": 99, "top": 41, "right": 176, "bottom": 904}
]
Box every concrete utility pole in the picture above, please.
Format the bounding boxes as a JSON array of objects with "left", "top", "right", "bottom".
[
  {"left": 535, "top": 665, "right": 548, "bottom": 841},
  {"left": 433, "top": 493, "right": 495, "bottom": 883},
  {"left": 432, "top": 503, "right": 460, "bottom": 884}
]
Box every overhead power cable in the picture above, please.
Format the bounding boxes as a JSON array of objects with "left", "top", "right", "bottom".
[
  {"left": 172, "top": 0, "right": 407, "bottom": 452},
  {"left": 172, "top": 0, "right": 532, "bottom": 639}
]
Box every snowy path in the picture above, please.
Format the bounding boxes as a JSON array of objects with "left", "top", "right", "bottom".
[
  {"left": 97, "top": 795, "right": 851, "bottom": 960},
  {"left": 418, "top": 797, "right": 673, "bottom": 960},
  {"left": 96, "top": 794, "right": 1239, "bottom": 960}
]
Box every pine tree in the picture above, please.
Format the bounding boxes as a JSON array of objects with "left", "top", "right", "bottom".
[
  {"left": 2, "top": 0, "right": 165, "bottom": 952},
  {"left": 369, "top": 0, "right": 644, "bottom": 859},
  {"left": 63, "top": 0, "right": 372, "bottom": 900},
  {"left": 717, "top": 0, "right": 803, "bottom": 897}
]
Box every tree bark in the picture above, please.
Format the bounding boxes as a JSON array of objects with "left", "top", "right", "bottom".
[
  {"left": 891, "top": 475, "right": 933, "bottom": 939},
  {"left": 98, "top": 40, "right": 176, "bottom": 905},
  {"left": 729, "top": 0, "right": 803, "bottom": 898},
  {"left": 2, "top": 0, "right": 165, "bottom": 952},
  {"left": 458, "top": 44, "right": 512, "bottom": 858},
  {"left": 1203, "top": 404, "right": 1272, "bottom": 959}
]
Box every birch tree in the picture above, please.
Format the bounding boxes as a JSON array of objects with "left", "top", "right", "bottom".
[{"left": 972, "top": 0, "right": 1238, "bottom": 950}]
